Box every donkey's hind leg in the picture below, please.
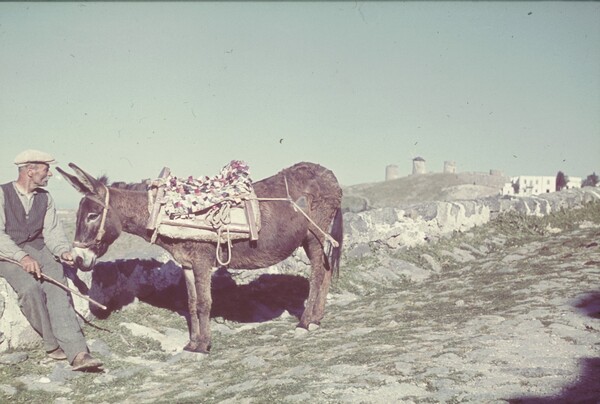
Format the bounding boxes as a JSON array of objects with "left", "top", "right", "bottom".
[
  {"left": 183, "top": 265, "right": 212, "bottom": 353},
  {"left": 298, "top": 235, "right": 333, "bottom": 329}
]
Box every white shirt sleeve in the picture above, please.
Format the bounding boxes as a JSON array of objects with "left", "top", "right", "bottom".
[{"left": 42, "top": 193, "right": 72, "bottom": 258}]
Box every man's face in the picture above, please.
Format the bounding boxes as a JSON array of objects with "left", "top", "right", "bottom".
[{"left": 29, "top": 163, "right": 52, "bottom": 187}]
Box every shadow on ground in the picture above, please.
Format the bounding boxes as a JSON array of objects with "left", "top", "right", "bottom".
[
  {"left": 573, "top": 291, "right": 600, "bottom": 319},
  {"left": 509, "top": 291, "right": 600, "bottom": 403},
  {"left": 78, "top": 259, "right": 309, "bottom": 324},
  {"left": 508, "top": 357, "right": 600, "bottom": 403}
]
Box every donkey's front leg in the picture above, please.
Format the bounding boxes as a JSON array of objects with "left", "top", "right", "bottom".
[
  {"left": 183, "top": 268, "right": 201, "bottom": 352},
  {"left": 183, "top": 265, "right": 212, "bottom": 353}
]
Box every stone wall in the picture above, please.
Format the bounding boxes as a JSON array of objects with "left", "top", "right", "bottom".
[
  {"left": 343, "top": 187, "right": 600, "bottom": 256},
  {"left": 0, "top": 268, "right": 94, "bottom": 351}
]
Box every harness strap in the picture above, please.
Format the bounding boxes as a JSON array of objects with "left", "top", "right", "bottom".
[
  {"left": 73, "top": 186, "right": 111, "bottom": 248},
  {"left": 95, "top": 185, "right": 110, "bottom": 242}
]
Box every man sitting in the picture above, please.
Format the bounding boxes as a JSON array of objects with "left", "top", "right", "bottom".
[{"left": 0, "top": 149, "right": 102, "bottom": 371}]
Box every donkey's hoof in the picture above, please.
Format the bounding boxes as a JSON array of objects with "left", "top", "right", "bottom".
[
  {"left": 294, "top": 322, "right": 320, "bottom": 337},
  {"left": 183, "top": 341, "right": 211, "bottom": 353},
  {"left": 297, "top": 320, "right": 321, "bottom": 331}
]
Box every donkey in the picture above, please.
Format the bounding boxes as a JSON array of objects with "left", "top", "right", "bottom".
[{"left": 57, "top": 162, "right": 343, "bottom": 353}]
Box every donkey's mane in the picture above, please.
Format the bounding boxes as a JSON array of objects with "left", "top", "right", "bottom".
[
  {"left": 98, "top": 175, "right": 109, "bottom": 186},
  {"left": 109, "top": 178, "right": 150, "bottom": 192}
]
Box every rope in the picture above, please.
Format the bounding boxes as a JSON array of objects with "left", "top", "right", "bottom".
[
  {"left": 253, "top": 175, "right": 339, "bottom": 248},
  {"left": 207, "top": 202, "right": 232, "bottom": 228},
  {"left": 254, "top": 197, "right": 339, "bottom": 248},
  {"left": 215, "top": 226, "right": 232, "bottom": 266}
]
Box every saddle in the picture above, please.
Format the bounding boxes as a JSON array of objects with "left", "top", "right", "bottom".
[{"left": 146, "top": 164, "right": 261, "bottom": 246}]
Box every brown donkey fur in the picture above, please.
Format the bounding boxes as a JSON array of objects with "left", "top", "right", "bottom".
[{"left": 58, "top": 162, "right": 343, "bottom": 353}]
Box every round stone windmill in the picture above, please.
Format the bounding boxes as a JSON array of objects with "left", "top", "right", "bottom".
[
  {"left": 385, "top": 164, "right": 400, "bottom": 181},
  {"left": 412, "top": 157, "right": 426, "bottom": 175},
  {"left": 444, "top": 161, "right": 456, "bottom": 174}
]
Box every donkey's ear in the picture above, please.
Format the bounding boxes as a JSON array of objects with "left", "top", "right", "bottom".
[
  {"left": 67, "top": 163, "right": 105, "bottom": 195},
  {"left": 56, "top": 165, "right": 93, "bottom": 194},
  {"left": 56, "top": 163, "right": 102, "bottom": 195}
]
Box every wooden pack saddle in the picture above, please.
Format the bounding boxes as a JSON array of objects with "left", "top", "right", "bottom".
[{"left": 146, "top": 167, "right": 261, "bottom": 244}]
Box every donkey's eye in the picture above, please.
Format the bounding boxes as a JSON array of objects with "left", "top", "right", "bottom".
[{"left": 87, "top": 213, "right": 100, "bottom": 222}]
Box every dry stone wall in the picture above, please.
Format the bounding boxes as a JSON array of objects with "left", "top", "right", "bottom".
[{"left": 344, "top": 187, "right": 600, "bottom": 257}]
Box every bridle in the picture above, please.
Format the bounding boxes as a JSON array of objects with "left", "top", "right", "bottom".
[{"left": 73, "top": 185, "right": 111, "bottom": 248}]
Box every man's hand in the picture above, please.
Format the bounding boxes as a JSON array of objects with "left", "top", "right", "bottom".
[
  {"left": 20, "top": 255, "right": 41, "bottom": 279},
  {"left": 60, "top": 251, "right": 75, "bottom": 266}
]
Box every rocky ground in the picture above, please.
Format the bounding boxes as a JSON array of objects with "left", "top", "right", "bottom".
[{"left": 0, "top": 201, "right": 599, "bottom": 403}]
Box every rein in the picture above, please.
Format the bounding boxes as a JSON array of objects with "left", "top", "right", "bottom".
[{"left": 73, "top": 185, "right": 110, "bottom": 248}]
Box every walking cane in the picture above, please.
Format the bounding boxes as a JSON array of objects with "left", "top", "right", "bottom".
[{"left": 0, "top": 255, "right": 107, "bottom": 310}]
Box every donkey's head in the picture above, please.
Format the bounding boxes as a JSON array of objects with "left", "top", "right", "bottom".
[{"left": 57, "top": 163, "right": 122, "bottom": 271}]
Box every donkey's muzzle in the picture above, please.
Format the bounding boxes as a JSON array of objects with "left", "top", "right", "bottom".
[{"left": 71, "top": 247, "right": 97, "bottom": 272}]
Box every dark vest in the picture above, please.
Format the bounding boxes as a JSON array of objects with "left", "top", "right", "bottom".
[{"left": 1, "top": 182, "right": 48, "bottom": 250}]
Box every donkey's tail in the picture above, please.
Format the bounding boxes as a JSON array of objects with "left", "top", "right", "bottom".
[{"left": 327, "top": 208, "right": 344, "bottom": 278}]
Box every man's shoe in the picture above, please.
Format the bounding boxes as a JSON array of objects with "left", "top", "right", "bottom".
[
  {"left": 71, "top": 352, "right": 103, "bottom": 371},
  {"left": 47, "top": 348, "right": 67, "bottom": 361}
]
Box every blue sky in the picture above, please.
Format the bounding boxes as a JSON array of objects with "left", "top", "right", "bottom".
[{"left": 1, "top": 2, "right": 598, "bottom": 208}]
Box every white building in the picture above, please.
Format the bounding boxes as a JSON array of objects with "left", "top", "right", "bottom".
[
  {"left": 567, "top": 176, "right": 582, "bottom": 189},
  {"left": 503, "top": 175, "right": 582, "bottom": 196},
  {"left": 516, "top": 175, "right": 555, "bottom": 195}
]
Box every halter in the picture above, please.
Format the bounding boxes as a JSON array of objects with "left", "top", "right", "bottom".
[{"left": 73, "top": 185, "right": 110, "bottom": 248}]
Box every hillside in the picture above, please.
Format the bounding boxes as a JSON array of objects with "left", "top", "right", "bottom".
[{"left": 342, "top": 172, "right": 508, "bottom": 212}]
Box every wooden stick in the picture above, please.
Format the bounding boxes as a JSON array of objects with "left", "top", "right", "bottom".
[
  {"left": 0, "top": 256, "right": 107, "bottom": 310},
  {"left": 160, "top": 219, "right": 250, "bottom": 233},
  {"left": 40, "top": 273, "right": 107, "bottom": 310}
]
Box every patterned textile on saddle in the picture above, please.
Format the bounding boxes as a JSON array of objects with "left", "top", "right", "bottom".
[{"left": 151, "top": 160, "right": 260, "bottom": 243}]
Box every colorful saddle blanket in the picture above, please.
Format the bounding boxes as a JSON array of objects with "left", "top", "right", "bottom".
[
  {"left": 163, "top": 160, "right": 253, "bottom": 219},
  {"left": 147, "top": 161, "right": 260, "bottom": 243}
]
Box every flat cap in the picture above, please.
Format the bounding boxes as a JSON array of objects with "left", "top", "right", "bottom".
[{"left": 14, "top": 149, "right": 56, "bottom": 166}]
